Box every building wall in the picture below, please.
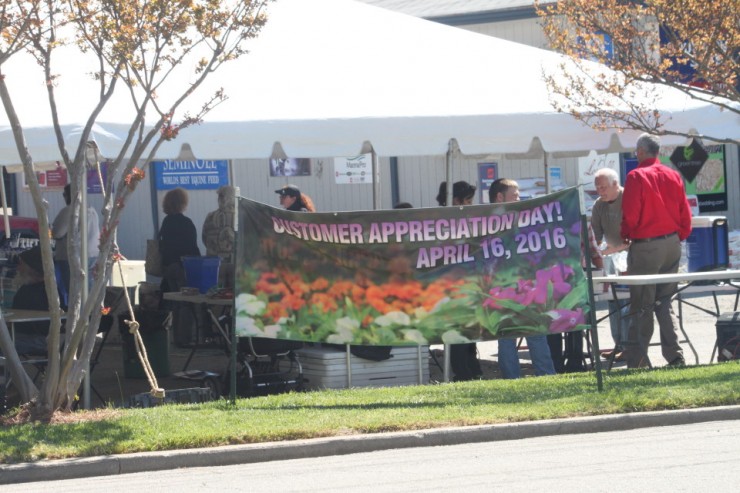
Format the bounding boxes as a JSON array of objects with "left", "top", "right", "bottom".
[{"left": 462, "top": 17, "right": 550, "bottom": 49}]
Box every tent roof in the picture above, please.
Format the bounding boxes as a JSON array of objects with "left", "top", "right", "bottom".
[{"left": 0, "top": 0, "right": 737, "bottom": 165}]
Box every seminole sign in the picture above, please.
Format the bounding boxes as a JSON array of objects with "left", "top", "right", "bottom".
[{"left": 234, "top": 187, "right": 590, "bottom": 346}]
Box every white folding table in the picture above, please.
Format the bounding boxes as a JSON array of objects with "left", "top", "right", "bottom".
[{"left": 592, "top": 270, "right": 740, "bottom": 367}]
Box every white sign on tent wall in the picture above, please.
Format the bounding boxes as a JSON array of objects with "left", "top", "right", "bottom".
[
  {"left": 578, "top": 151, "right": 620, "bottom": 186},
  {"left": 334, "top": 154, "right": 373, "bottom": 185}
]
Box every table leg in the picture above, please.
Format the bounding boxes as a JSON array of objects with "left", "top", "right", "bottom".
[{"left": 676, "top": 294, "right": 700, "bottom": 365}]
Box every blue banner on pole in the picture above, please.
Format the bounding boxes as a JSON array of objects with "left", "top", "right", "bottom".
[{"left": 153, "top": 159, "right": 229, "bottom": 190}]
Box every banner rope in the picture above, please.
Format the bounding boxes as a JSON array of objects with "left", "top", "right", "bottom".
[{"left": 113, "top": 254, "right": 165, "bottom": 399}]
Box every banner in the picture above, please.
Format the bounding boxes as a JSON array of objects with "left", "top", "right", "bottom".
[
  {"left": 661, "top": 144, "right": 727, "bottom": 213},
  {"left": 234, "top": 187, "right": 590, "bottom": 346},
  {"left": 152, "top": 159, "right": 229, "bottom": 190}
]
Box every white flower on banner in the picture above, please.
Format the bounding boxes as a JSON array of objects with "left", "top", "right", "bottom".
[
  {"left": 413, "top": 307, "right": 430, "bottom": 321},
  {"left": 402, "top": 329, "right": 428, "bottom": 345},
  {"left": 235, "top": 316, "right": 261, "bottom": 337},
  {"left": 441, "top": 330, "right": 470, "bottom": 344},
  {"left": 374, "top": 311, "right": 411, "bottom": 327},
  {"left": 236, "top": 293, "right": 266, "bottom": 316},
  {"left": 327, "top": 316, "right": 359, "bottom": 343},
  {"left": 262, "top": 324, "right": 282, "bottom": 338},
  {"left": 432, "top": 297, "right": 451, "bottom": 312}
]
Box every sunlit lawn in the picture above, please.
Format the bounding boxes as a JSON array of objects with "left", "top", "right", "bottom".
[{"left": 1, "top": 361, "right": 738, "bottom": 463}]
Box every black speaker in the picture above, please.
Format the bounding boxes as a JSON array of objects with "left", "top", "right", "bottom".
[{"left": 715, "top": 312, "right": 740, "bottom": 362}]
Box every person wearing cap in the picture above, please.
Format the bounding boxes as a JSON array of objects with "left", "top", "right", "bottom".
[
  {"left": 436, "top": 180, "right": 482, "bottom": 381},
  {"left": 275, "top": 185, "right": 316, "bottom": 212},
  {"left": 436, "top": 181, "right": 476, "bottom": 207},
  {"left": 10, "top": 246, "right": 53, "bottom": 356}
]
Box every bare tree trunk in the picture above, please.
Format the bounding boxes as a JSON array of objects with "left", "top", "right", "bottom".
[{"left": 0, "top": 317, "right": 37, "bottom": 402}]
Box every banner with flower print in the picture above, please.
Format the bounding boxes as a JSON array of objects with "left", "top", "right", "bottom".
[{"left": 234, "top": 186, "right": 590, "bottom": 346}]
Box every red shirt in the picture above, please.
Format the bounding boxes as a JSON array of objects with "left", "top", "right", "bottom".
[{"left": 621, "top": 157, "right": 692, "bottom": 241}]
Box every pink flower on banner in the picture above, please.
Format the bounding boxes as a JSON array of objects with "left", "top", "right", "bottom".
[
  {"left": 546, "top": 308, "right": 585, "bottom": 333},
  {"left": 483, "top": 285, "right": 524, "bottom": 309},
  {"left": 533, "top": 264, "right": 574, "bottom": 304},
  {"left": 483, "top": 263, "right": 575, "bottom": 309}
]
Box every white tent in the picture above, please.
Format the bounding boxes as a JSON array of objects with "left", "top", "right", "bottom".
[{"left": 0, "top": 0, "right": 737, "bottom": 166}]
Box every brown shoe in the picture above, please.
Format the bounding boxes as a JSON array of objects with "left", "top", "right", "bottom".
[{"left": 601, "top": 350, "right": 625, "bottom": 362}]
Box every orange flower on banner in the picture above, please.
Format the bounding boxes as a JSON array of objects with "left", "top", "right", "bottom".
[
  {"left": 265, "top": 302, "right": 288, "bottom": 321},
  {"left": 327, "top": 280, "right": 355, "bottom": 300},
  {"left": 365, "top": 284, "right": 391, "bottom": 313},
  {"left": 283, "top": 293, "right": 306, "bottom": 312},
  {"left": 310, "top": 293, "right": 338, "bottom": 312},
  {"left": 310, "top": 278, "right": 330, "bottom": 292}
]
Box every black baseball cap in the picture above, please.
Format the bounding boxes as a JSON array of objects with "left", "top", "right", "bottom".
[
  {"left": 19, "top": 245, "right": 44, "bottom": 275},
  {"left": 452, "top": 181, "right": 476, "bottom": 200},
  {"left": 275, "top": 185, "right": 301, "bottom": 198}
]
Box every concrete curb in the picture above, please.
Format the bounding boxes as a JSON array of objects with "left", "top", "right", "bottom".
[{"left": 2, "top": 405, "right": 739, "bottom": 485}]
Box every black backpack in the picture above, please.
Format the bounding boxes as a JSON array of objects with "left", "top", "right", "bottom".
[{"left": 450, "top": 343, "right": 482, "bottom": 381}]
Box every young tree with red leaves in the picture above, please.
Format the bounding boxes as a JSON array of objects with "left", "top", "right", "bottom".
[{"left": 0, "top": 0, "right": 270, "bottom": 421}]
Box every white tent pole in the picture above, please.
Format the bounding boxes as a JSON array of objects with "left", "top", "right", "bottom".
[
  {"left": 81, "top": 170, "right": 90, "bottom": 408},
  {"left": 371, "top": 149, "right": 379, "bottom": 210},
  {"left": 544, "top": 152, "right": 551, "bottom": 194},
  {"left": 81, "top": 141, "right": 102, "bottom": 409},
  {"left": 0, "top": 167, "right": 11, "bottom": 237},
  {"left": 442, "top": 139, "right": 456, "bottom": 383},
  {"left": 444, "top": 140, "right": 453, "bottom": 208}
]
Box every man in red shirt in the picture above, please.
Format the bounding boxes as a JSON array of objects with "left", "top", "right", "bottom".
[{"left": 621, "top": 133, "right": 692, "bottom": 368}]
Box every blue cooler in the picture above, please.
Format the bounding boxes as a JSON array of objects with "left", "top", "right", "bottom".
[
  {"left": 686, "top": 216, "right": 729, "bottom": 272},
  {"left": 182, "top": 256, "right": 221, "bottom": 293}
]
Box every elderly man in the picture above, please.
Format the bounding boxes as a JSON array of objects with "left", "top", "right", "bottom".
[
  {"left": 591, "top": 168, "right": 630, "bottom": 359},
  {"left": 621, "top": 133, "right": 692, "bottom": 368}
]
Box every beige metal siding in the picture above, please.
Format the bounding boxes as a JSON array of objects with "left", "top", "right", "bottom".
[
  {"left": 462, "top": 18, "right": 550, "bottom": 50},
  {"left": 230, "top": 157, "right": 392, "bottom": 213}
]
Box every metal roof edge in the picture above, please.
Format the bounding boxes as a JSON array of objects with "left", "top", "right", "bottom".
[{"left": 426, "top": 6, "right": 540, "bottom": 26}]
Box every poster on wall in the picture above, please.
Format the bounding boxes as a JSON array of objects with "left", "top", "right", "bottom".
[
  {"left": 86, "top": 162, "right": 110, "bottom": 194},
  {"left": 270, "top": 158, "right": 311, "bottom": 177},
  {"left": 234, "top": 187, "right": 590, "bottom": 346},
  {"left": 23, "top": 164, "right": 66, "bottom": 189},
  {"left": 661, "top": 143, "right": 726, "bottom": 213},
  {"left": 477, "top": 162, "right": 498, "bottom": 203},
  {"left": 334, "top": 154, "right": 373, "bottom": 184},
  {"left": 24, "top": 163, "right": 110, "bottom": 194},
  {"left": 152, "top": 159, "right": 229, "bottom": 190}
]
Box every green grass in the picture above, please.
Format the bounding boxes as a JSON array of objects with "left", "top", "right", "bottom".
[{"left": 1, "top": 362, "right": 739, "bottom": 463}]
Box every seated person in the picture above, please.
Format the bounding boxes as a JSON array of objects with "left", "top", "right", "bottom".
[{"left": 11, "top": 246, "right": 52, "bottom": 356}]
